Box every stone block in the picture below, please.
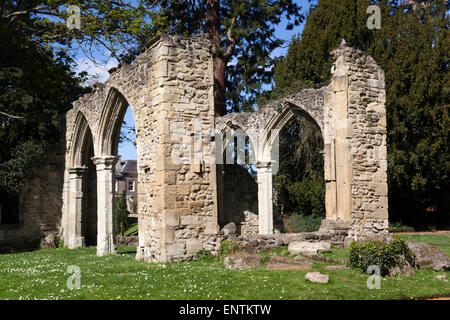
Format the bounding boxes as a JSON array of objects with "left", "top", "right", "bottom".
[
  {"left": 164, "top": 209, "right": 180, "bottom": 227},
  {"left": 186, "top": 239, "right": 203, "bottom": 255},
  {"left": 165, "top": 243, "right": 184, "bottom": 258},
  {"left": 305, "top": 272, "right": 329, "bottom": 283},
  {"left": 288, "top": 241, "right": 331, "bottom": 256}
]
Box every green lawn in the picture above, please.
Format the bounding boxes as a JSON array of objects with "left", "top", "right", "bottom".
[
  {"left": 0, "top": 234, "right": 449, "bottom": 300},
  {"left": 397, "top": 234, "right": 450, "bottom": 255}
]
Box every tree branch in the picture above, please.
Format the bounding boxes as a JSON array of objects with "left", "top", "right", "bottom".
[
  {"left": 223, "top": 17, "right": 236, "bottom": 62},
  {"left": 0, "top": 111, "right": 25, "bottom": 120}
]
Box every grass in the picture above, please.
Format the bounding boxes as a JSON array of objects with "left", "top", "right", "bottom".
[{"left": 0, "top": 234, "right": 448, "bottom": 300}]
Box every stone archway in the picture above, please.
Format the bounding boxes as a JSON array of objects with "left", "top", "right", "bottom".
[
  {"left": 63, "top": 34, "right": 219, "bottom": 262},
  {"left": 215, "top": 43, "right": 389, "bottom": 242},
  {"left": 64, "top": 35, "right": 388, "bottom": 262},
  {"left": 64, "top": 111, "right": 96, "bottom": 249},
  {"left": 215, "top": 122, "right": 259, "bottom": 233}
]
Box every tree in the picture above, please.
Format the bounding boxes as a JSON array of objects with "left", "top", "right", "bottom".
[
  {"left": 272, "top": 0, "right": 449, "bottom": 227},
  {"left": 114, "top": 194, "right": 129, "bottom": 236},
  {"left": 274, "top": 116, "right": 325, "bottom": 218}
]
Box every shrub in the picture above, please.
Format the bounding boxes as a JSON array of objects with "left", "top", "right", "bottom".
[
  {"left": 219, "top": 240, "right": 234, "bottom": 257},
  {"left": 288, "top": 214, "right": 322, "bottom": 232},
  {"left": 349, "top": 236, "right": 415, "bottom": 276},
  {"left": 285, "top": 174, "right": 325, "bottom": 217},
  {"left": 114, "top": 194, "right": 129, "bottom": 236},
  {"left": 195, "top": 249, "right": 216, "bottom": 263},
  {"left": 57, "top": 239, "right": 65, "bottom": 249},
  {"left": 218, "top": 240, "right": 252, "bottom": 257}
]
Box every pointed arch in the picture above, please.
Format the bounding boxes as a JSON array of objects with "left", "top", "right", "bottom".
[
  {"left": 70, "top": 111, "right": 95, "bottom": 167},
  {"left": 260, "top": 101, "right": 324, "bottom": 162}
]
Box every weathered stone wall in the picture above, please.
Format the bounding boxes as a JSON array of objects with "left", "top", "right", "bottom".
[
  {"left": 5, "top": 34, "right": 387, "bottom": 260},
  {"left": 64, "top": 34, "right": 221, "bottom": 262},
  {"left": 329, "top": 45, "right": 389, "bottom": 240},
  {"left": 148, "top": 34, "right": 220, "bottom": 262},
  {"left": 215, "top": 41, "right": 388, "bottom": 242}
]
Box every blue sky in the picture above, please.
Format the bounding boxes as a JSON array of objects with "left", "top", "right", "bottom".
[{"left": 75, "top": 0, "right": 312, "bottom": 160}]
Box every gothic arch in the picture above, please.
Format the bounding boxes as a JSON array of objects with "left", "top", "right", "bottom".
[
  {"left": 97, "top": 87, "right": 130, "bottom": 157},
  {"left": 69, "top": 111, "right": 96, "bottom": 167}
]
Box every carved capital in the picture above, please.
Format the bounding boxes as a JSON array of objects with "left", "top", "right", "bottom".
[
  {"left": 68, "top": 166, "right": 86, "bottom": 177},
  {"left": 255, "top": 161, "right": 272, "bottom": 170},
  {"left": 91, "top": 156, "right": 119, "bottom": 170}
]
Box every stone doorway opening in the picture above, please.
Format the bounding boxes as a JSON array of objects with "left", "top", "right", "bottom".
[
  {"left": 217, "top": 127, "right": 258, "bottom": 236},
  {"left": 114, "top": 105, "right": 138, "bottom": 238},
  {"left": 273, "top": 110, "right": 325, "bottom": 233},
  {"left": 82, "top": 133, "right": 97, "bottom": 246}
]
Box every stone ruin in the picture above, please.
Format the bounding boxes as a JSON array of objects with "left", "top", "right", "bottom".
[{"left": 0, "top": 34, "right": 389, "bottom": 261}]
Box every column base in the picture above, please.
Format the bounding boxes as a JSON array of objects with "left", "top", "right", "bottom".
[
  {"left": 96, "top": 233, "right": 115, "bottom": 256},
  {"left": 67, "top": 236, "right": 85, "bottom": 249}
]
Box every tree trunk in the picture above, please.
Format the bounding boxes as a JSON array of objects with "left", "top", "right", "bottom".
[{"left": 206, "top": 0, "right": 227, "bottom": 117}]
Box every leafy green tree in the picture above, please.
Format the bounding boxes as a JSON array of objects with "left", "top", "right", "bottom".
[
  {"left": 0, "top": 1, "right": 87, "bottom": 218},
  {"left": 272, "top": 0, "right": 449, "bottom": 227},
  {"left": 274, "top": 116, "right": 324, "bottom": 217}
]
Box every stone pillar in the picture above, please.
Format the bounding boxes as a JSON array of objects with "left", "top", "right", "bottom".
[
  {"left": 92, "top": 156, "right": 119, "bottom": 256},
  {"left": 67, "top": 167, "right": 86, "bottom": 248},
  {"left": 257, "top": 161, "right": 273, "bottom": 234},
  {"left": 333, "top": 75, "right": 352, "bottom": 221}
]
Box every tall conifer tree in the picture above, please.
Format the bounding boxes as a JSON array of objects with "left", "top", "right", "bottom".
[{"left": 273, "top": 0, "right": 449, "bottom": 226}]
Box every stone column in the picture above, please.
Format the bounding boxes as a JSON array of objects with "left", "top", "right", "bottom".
[
  {"left": 92, "top": 156, "right": 119, "bottom": 256},
  {"left": 256, "top": 161, "right": 273, "bottom": 234},
  {"left": 67, "top": 167, "right": 86, "bottom": 248},
  {"left": 333, "top": 76, "right": 352, "bottom": 221}
]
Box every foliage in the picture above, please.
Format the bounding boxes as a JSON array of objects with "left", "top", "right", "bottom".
[
  {"left": 123, "top": 222, "right": 138, "bottom": 237},
  {"left": 0, "top": 140, "right": 47, "bottom": 194},
  {"left": 286, "top": 175, "right": 325, "bottom": 217},
  {"left": 388, "top": 221, "right": 415, "bottom": 233},
  {"left": 272, "top": 0, "right": 450, "bottom": 226},
  {"left": 114, "top": 194, "right": 129, "bottom": 236},
  {"left": 219, "top": 240, "right": 234, "bottom": 257},
  {"left": 1, "top": 1, "right": 305, "bottom": 113},
  {"left": 0, "top": 1, "right": 88, "bottom": 220},
  {"left": 349, "top": 236, "right": 415, "bottom": 276},
  {"left": 288, "top": 214, "right": 322, "bottom": 232},
  {"left": 218, "top": 239, "right": 248, "bottom": 257},
  {"left": 273, "top": 115, "right": 325, "bottom": 219}
]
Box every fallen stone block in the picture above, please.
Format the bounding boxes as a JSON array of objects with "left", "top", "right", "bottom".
[
  {"left": 406, "top": 241, "right": 450, "bottom": 271},
  {"left": 288, "top": 241, "right": 331, "bottom": 256},
  {"left": 435, "top": 275, "right": 448, "bottom": 282}
]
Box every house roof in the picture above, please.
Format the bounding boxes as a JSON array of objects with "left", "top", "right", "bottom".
[{"left": 115, "top": 160, "right": 137, "bottom": 177}]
